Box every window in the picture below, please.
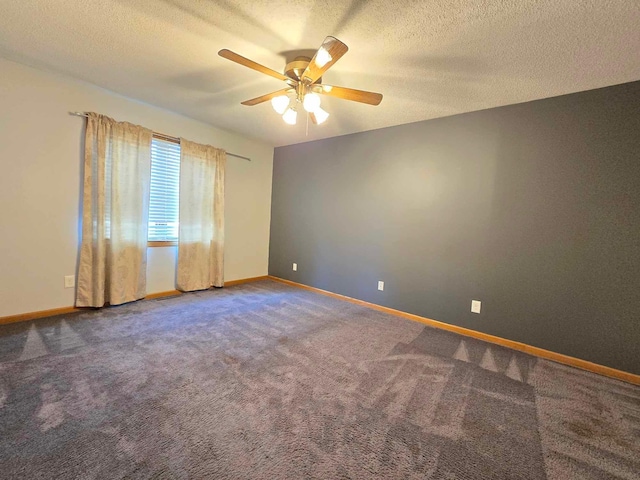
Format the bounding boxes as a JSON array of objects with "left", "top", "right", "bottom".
[{"left": 148, "top": 137, "right": 180, "bottom": 244}]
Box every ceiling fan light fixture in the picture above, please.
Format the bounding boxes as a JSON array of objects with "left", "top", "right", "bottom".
[
  {"left": 271, "top": 95, "right": 290, "bottom": 114},
  {"left": 303, "top": 92, "right": 321, "bottom": 113},
  {"left": 219, "top": 36, "right": 382, "bottom": 130},
  {"left": 282, "top": 107, "right": 297, "bottom": 125},
  {"left": 315, "top": 47, "right": 332, "bottom": 67},
  {"left": 312, "top": 107, "right": 329, "bottom": 124}
]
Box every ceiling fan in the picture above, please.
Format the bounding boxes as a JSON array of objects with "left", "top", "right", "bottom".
[{"left": 218, "top": 36, "right": 383, "bottom": 126}]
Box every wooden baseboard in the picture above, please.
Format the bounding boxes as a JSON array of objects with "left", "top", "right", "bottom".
[
  {"left": 0, "top": 306, "right": 81, "bottom": 326},
  {"left": 268, "top": 276, "right": 640, "bottom": 386},
  {"left": 224, "top": 275, "right": 269, "bottom": 287},
  {"left": 145, "top": 290, "right": 182, "bottom": 300},
  {"left": 0, "top": 275, "right": 269, "bottom": 326}
]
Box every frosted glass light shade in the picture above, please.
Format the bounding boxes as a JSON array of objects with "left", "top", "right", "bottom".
[
  {"left": 303, "top": 93, "right": 321, "bottom": 113},
  {"left": 271, "top": 95, "right": 289, "bottom": 114},
  {"left": 282, "top": 108, "right": 297, "bottom": 125},
  {"left": 313, "top": 107, "right": 329, "bottom": 124}
]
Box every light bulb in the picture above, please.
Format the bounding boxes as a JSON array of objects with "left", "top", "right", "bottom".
[
  {"left": 315, "top": 47, "right": 332, "bottom": 67},
  {"left": 271, "top": 95, "right": 289, "bottom": 114},
  {"left": 303, "top": 92, "right": 321, "bottom": 113},
  {"left": 312, "top": 107, "right": 329, "bottom": 124},
  {"left": 282, "top": 108, "right": 297, "bottom": 125}
]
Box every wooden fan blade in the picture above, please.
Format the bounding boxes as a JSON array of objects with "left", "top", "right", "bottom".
[
  {"left": 218, "top": 49, "right": 295, "bottom": 85},
  {"left": 241, "top": 88, "right": 293, "bottom": 106},
  {"left": 313, "top": 84, "right": 383, "bottom": 105},
  {"left": 300, "top": 36, "right": 348, "bottom": 84},
  {"left": 309, "top": 112, "right": 318, "bottom": 125}
]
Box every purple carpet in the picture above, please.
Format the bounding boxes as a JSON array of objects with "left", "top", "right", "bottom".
[{"left": 0, "top": 279, "right": 638, "bottom": 478}]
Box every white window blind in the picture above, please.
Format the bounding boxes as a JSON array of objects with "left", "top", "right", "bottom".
[{"left": 149, "top": 138, "right": 180, "bottom": 241}]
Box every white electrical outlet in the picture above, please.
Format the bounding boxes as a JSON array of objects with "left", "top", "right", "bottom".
[
  {"left": 378, "top": 281, "right": 384, "bottom": 291},
  {"left": 292, "top": 263, "right": 297, "bottom": 271},
  {"left": 471, "top": 300, "right": 481, "bottom": 314},
  {"left": 64, "top": 275, "right": 75, "bottom": 288}
]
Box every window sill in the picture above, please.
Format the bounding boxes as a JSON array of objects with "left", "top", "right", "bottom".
[{"left": 148, "top": 241, "right": 178, "bottom": 247}]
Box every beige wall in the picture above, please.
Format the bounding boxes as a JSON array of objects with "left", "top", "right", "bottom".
[{"left": 0, "top": 57, "right": 274, "bottom": 317}]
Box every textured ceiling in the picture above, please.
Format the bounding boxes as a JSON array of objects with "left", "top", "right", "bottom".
[{"left": 1, "top": 0, "right": 639, "bottom": 147}]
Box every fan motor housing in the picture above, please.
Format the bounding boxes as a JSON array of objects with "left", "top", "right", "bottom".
[{"left": 285, "top": 56, "right": 321, "bottom": 83}]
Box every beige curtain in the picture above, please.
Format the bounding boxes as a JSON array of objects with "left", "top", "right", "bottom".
[
  {"left": 76, "top": 113, "right": 152, "bottom": 307},
  {"left": 177, "top": 139, "right": 225, "bottom": 291}
]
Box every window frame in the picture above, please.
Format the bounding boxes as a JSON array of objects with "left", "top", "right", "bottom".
[{"left": 148, "top": 134, "right": 180, "bottom": 248}]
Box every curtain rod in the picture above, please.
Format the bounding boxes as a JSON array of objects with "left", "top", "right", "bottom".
[{"left": 70, "top": 112, "right": 251, "bottom": 161}]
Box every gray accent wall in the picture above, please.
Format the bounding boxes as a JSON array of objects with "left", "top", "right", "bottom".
[{"left": 269, "top": 81, "right": 640, "bottom": 375}]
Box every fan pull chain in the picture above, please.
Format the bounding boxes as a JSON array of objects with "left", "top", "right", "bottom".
[{"left": 306, "top": 112, "right": 309, "bottom": 136}]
